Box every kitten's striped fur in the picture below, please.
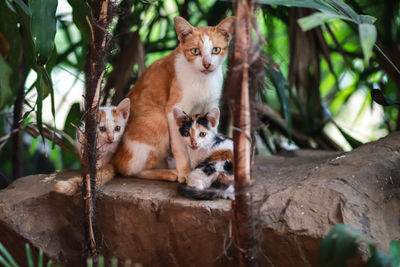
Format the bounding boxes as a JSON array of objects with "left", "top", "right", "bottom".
[{"left": 173, "top": 107, "right": 234, "bottom": 200}]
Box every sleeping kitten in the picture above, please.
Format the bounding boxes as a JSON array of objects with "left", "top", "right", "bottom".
[
  {"left": 172, "top": 107, "right": 234, "bottom": 200},
  {"left": 78, "top": 98, "right": 130, "bottom": 168}
]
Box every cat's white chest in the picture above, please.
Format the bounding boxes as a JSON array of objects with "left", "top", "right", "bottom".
[{"left": 174, "top": 54, "right": 223, "bottom": 114}]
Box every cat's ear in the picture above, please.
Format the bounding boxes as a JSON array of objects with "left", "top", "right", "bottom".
[
  {"left": 173, "top": 107, "right": 188, "bottom": 127},
  {"left": 207, "top": 107, "right": 220, "bottom": 128},
  {"left": 117, "top": 98, "right": 131, "bottom": 120},
  {"left": 216, "top": 16, "right": 236, "bottom": 41},
  {"left": 98, "top": 109, "right": 105, "bottom": 123},
  {"left": 174, "top": 16, "right": 193, "bottom": 42}
]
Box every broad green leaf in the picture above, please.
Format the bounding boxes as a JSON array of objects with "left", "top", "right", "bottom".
[
  {"left": 319, "top": 224, "right": 374, "bottom": 266},
  {"left": 298, "top": 12, "right": 351, "bottom": 31},
  {"left": 0, "top": 56, "right": 13, "bottom": 109},
  {"left": 358, "top": 15, "right": 377, "bottom": 24},
  {"left": 325, "top": 0, "right": 359, "bottom": 21},
  {"left": 67, "top": 0, "right": 92, "bottom": 44},
  {"left": 28, "top": 0, "right": 58, "bottom": 66},
  {"left": 359, "top": 23, "right": 377, "bottom": 64},
  {"left": 265, "top": 63, "right": 292, "bottom": 138},
  {"left": 258, "top": 0, "right": 336, "bottom": 15},
  {"left": 0, "top": 0, "right": 21, "bottom": 95},
  {"left": 14, "top": 0, "right": 35, "bottom": 69},
  {"left": 390, "top": 240, "right": 400, "bottom": 267}
]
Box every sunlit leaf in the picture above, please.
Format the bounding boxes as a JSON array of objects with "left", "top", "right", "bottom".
[
  {"left": 258, "top": 0, "right": 335, "bottom": 15},
  {"left": 28, "top": 0, "right": 58, "bottom": 66},
  {"left": 67, "top": 0, "right": 92, "bottom": 44},
  {"left": 359, "top": 23, "right": 377, "bottom": 64},
  {"left": 298, "top": 12, "right": 350, "bottom": 31}
]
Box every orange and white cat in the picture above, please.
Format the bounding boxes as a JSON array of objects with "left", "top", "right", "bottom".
[
  {"left": 54, "top": 16, "right": 235, "bottom": 195},
  {"left": 54, "top": 99, "right": 130, "bottom": 195}
]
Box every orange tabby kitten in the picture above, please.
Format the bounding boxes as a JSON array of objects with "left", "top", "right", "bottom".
[{"left": 54, "top": 16, "right": 235, "bottom": 195}]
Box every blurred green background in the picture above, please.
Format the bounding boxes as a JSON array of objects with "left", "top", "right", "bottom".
[{"left": 1, "top": 0, "right": 399, "bottom": 189}]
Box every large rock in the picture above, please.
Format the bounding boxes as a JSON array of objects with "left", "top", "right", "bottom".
[{"left": 1, "top": 132, "right": 399, "bottom": 266}]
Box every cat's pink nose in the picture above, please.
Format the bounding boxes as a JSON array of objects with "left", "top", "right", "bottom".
[
  {"left": 202, "top": 63, "right": 211, "bottom": 69},
  {"left": 107, "top": 136, "right": 114, "bottom": 143}
]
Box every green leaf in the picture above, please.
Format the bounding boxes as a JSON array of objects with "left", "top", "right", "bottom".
[
  {"left": 28, "top": 0, "right": 58, "bottom": 66},
  {"left": 14, "top": 0, "right": 35, "bottom": 69},
  {"left": 0, "top": 242, "right": 18, "bottom": 267},
  {"left": 67, "top": 0, "right": 92, "bottom": 44},
  {"left": 319, "top": 224, "right": 373, "bottom": 266},
  {"left": 36, "top": 67, "right": 44, "bottom": 141},
  {"left": 14, "top": 0, "right": 31, "bottom": 17},
  {"left": 258, "top": 0, "right": 336, "bottom": 15},
  {"left": 265, "top": 62, "right": 292, "bottom": 139},
  {"left": 38, "top": 250, "right": 43, "bottom": 267},
  {"left": 324, "top": 0, "right": 359, "bottom": 21},
  {"left": 358, "top": 23, "right": 377, "bottom": 64},
  {"left": 358, "top": 15, "right": 377, "bottom": 24},
  {"left": 298, "top": 12, "right": 351, "bottom": 31},
  {"left": 0, "top": 56, "right": 13, "bottom": 109},
  {"left": 390, "top": 240, "right": 400, "bottom": 267},
  {"left": 25, "top": 244, "right": 34, "bottom": 267},
  {"left": 0, "top": 0, "right": 21, "bottom": 95},
  {"left": 365, "top": 249, "right": 392, "bottom": 267},
  {"left": 4, "top": 0, "right": 16, "bottom": 14}
]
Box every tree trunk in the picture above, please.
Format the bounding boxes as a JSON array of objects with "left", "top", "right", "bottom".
[
  {"left": 83, "top": 0, "right": 114, "bottom": 258},
  {"left": 225, "top": 0, "right": 258, "bottom": 266}
]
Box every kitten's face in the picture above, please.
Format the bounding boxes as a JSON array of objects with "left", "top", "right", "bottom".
[
  {"left": 97, "top": 98, "right": 130, "bottom": 146},
  {"left": 174, "top": 16, "right": 235, "bottom": 74},
  {"left": 173, "top": 107, "right": 220, "bottom": 150}
]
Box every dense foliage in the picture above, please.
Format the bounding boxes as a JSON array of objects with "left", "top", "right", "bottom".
[{"left": 0, "top": 0, "right": 399, "bottom": 188}]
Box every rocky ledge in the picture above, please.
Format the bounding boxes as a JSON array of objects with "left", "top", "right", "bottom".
[{"left": 0, "top": 133, "right": 399, "bottom": 266}]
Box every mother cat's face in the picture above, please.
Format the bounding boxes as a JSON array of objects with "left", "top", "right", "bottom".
[{"left": 174, "top": 16, "right": 236, "bottom": 74}]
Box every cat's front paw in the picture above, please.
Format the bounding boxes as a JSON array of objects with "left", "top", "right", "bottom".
[{"left": 177, "top": 174, "right": 188, "bottom": 183}]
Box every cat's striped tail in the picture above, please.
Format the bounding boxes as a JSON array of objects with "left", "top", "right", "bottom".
[
  {"left": 177, "top": 183, "right": 234, "bottom": 200},
  {"left": 53, "top": 163, "right": 116, "bottom": 195}
]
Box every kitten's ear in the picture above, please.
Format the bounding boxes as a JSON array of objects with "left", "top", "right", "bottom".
[
  {"left": 173, "top": 107, "right": 188, "bottom": 127},
  {"left": 98, "top": 109, "right": 105, "bottom": 123},
  {"left": 216, "top": 16, "right": 236, "bottom": 41},
  {"left": 117, "top": 98, "right": 131, "bottom": 120},
  {"left": 174, "top": 16, "right": 193, "bottom": 42},
  {"left": 207, "top": 107, "right": 220, "bottom": 128}
]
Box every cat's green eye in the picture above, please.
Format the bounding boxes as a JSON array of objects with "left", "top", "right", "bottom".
[
  {"left": 212, "top": 47, "right": 221, "bottom": 54},
  {"left": 199, "top": 132, "right": 207, "bottom": 137},
  {"left": 115, "top": 126, "right": 121, "bottom": 131},
  {"left": 99, "top": 126, "right": 106, "bottom": 132},
  {"left": 190, "top": 48, "right": 200, "bottom": 56}
]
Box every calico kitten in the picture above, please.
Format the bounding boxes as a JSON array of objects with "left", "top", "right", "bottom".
[
  {"left": 54, "top": 16, "right": 235, "bottom": 195},
  {"left": 54, "top": 98, "right": 130, "bottom": 195},
  {"left": 173, "top": 107, "right": 234, "bottom": 200}
]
